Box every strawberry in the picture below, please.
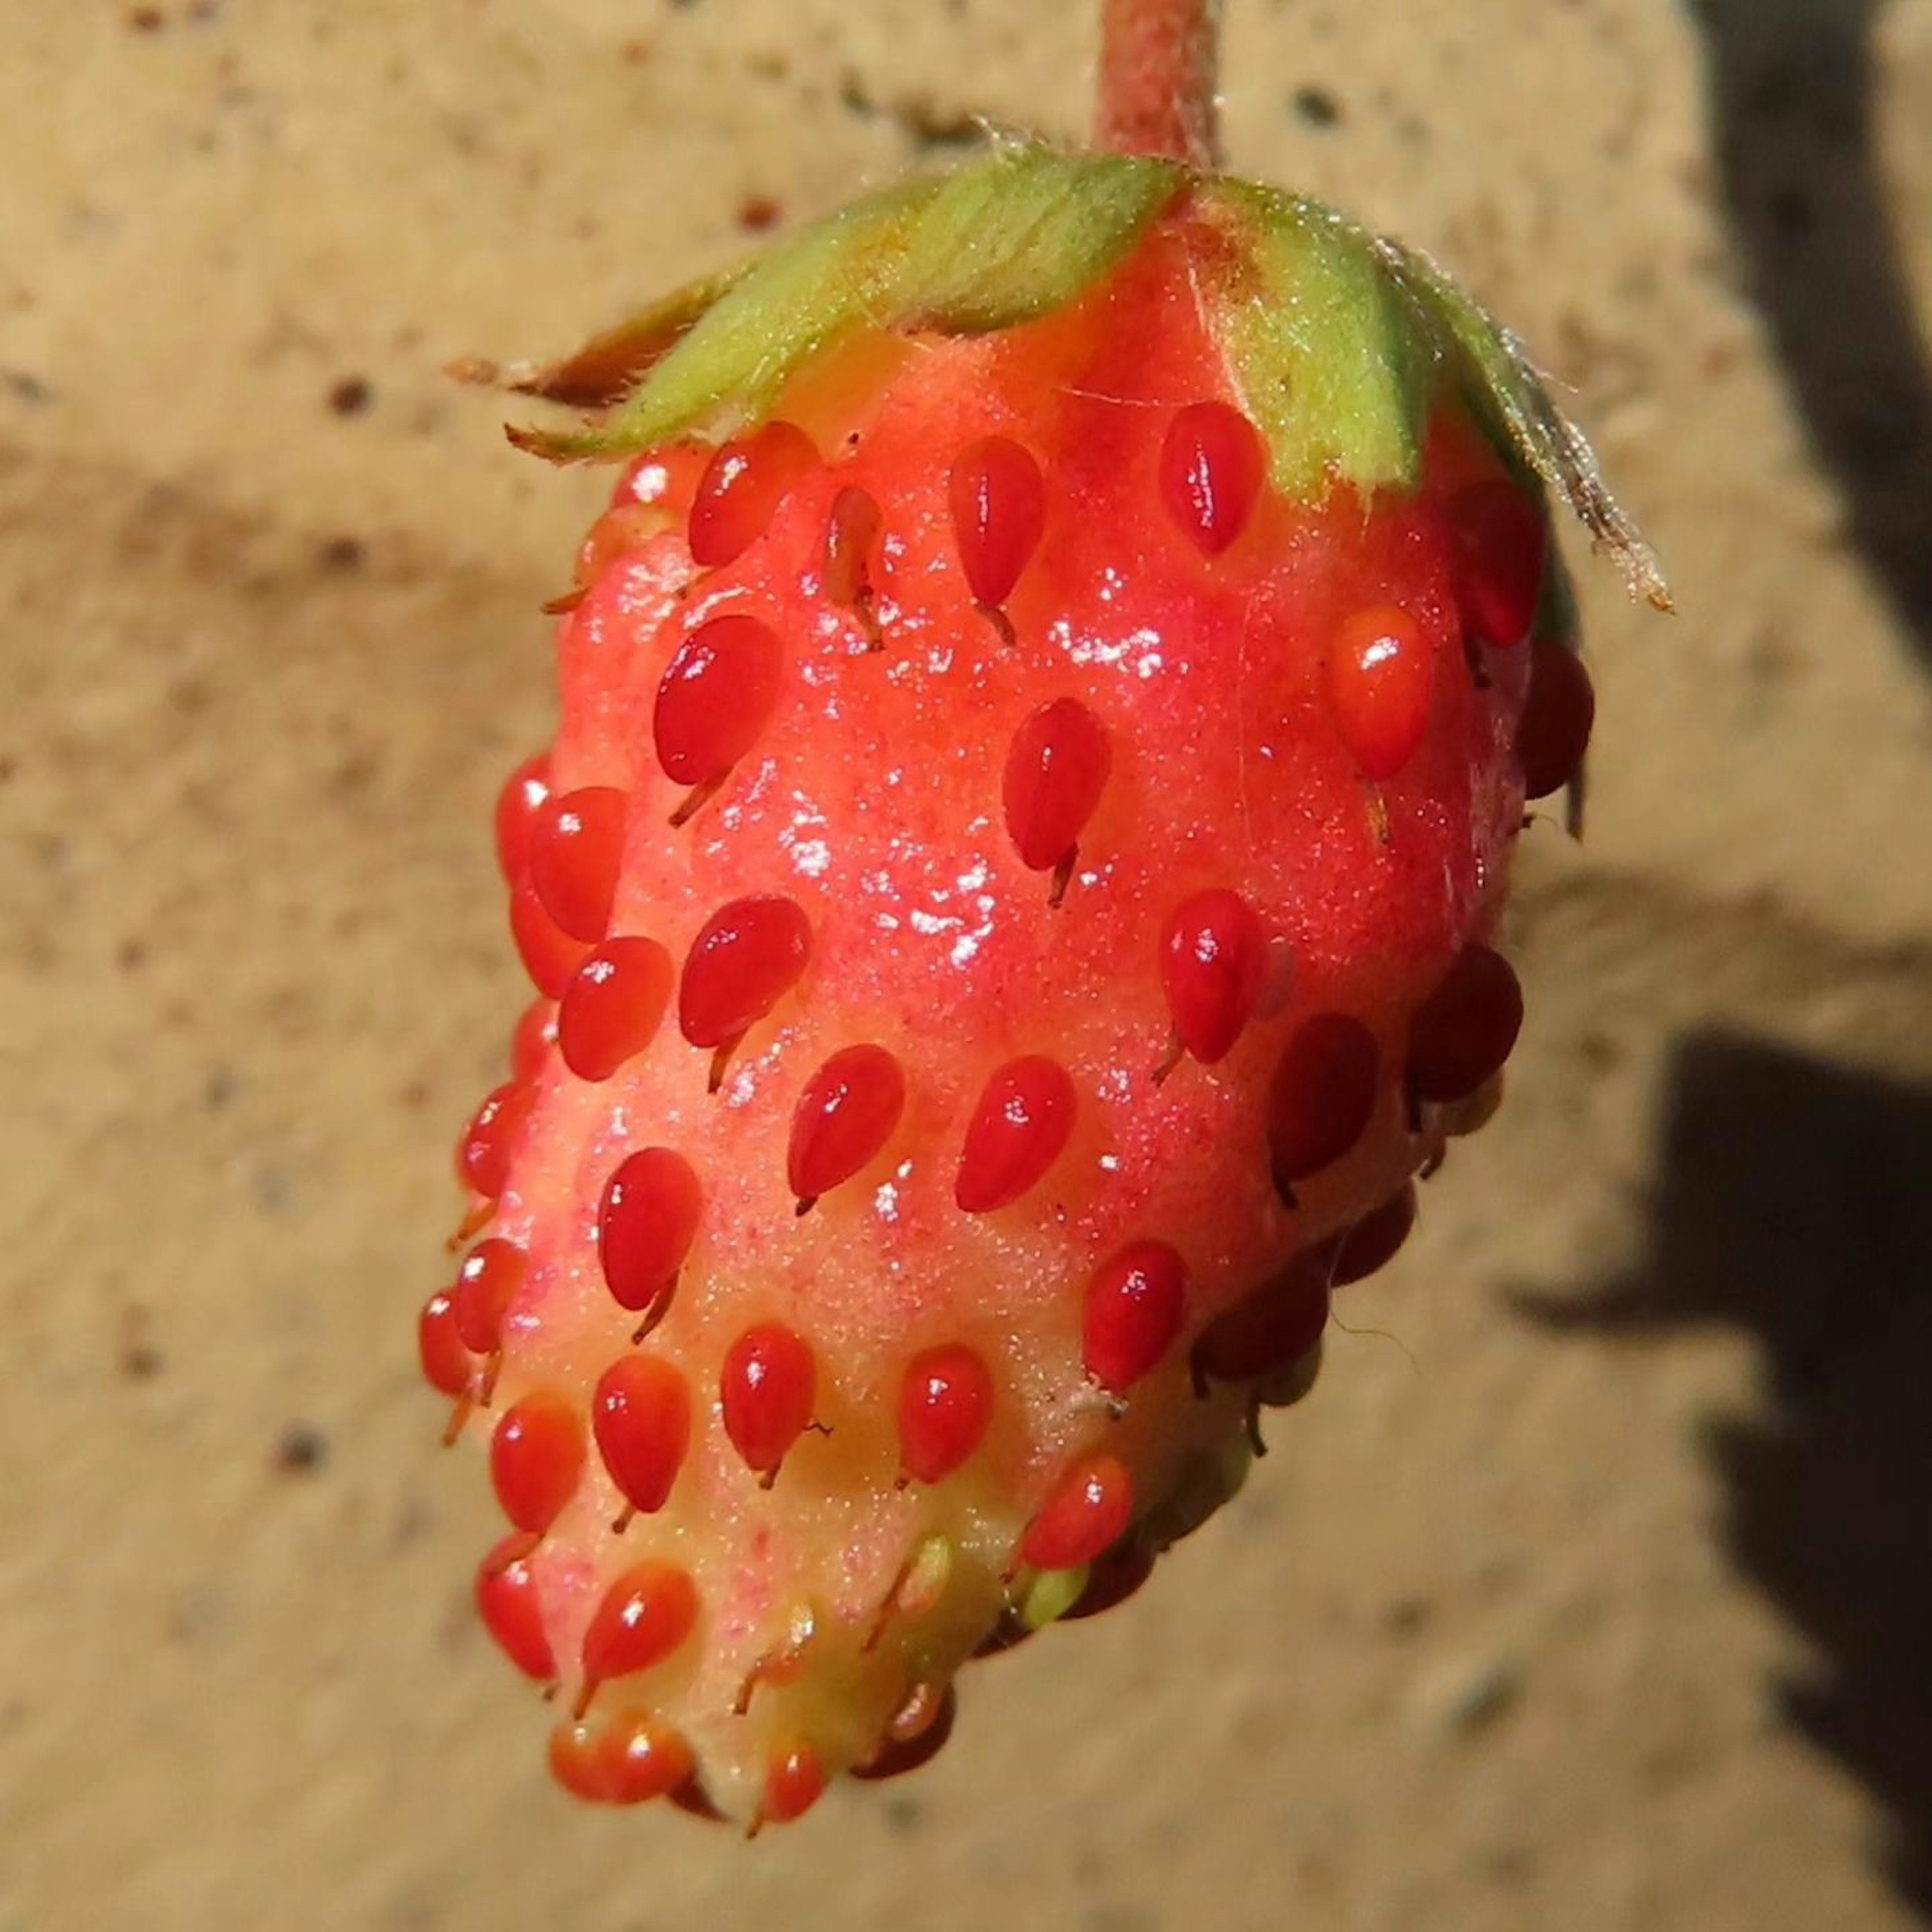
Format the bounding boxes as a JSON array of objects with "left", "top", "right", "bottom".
[{"left": 428, "top": 3, "right": 1664, "bottom": 1829}]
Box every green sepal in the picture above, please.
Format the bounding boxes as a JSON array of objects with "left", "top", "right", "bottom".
[
  {"left": 510, "top": 144, "right": 1181, "bottom": 463},
  {"left": 1193, "top": 179, "right": 1669, "bottom": 609},
  {"left": 1190, "top": 182, "right": 1437, "bottom": 502}
]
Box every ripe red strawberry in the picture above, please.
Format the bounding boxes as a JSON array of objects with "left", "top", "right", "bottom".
[{"left": 429, "top": 14, "right": 1663, "bottom": 1830}]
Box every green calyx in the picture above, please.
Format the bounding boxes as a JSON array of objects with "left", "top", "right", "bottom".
[
  {"left": 488, "top": 144, "right": 1183, "bottom": 460},
  {"left": 471, "top": 141, "right": 1664, "bottom": 606}
]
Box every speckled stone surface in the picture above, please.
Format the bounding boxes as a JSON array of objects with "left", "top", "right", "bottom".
[{"left": 5, "top": 4, "right": 1931, "bottom": 1929}]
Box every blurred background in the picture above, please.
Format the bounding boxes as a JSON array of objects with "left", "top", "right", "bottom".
[{"left": 3, "top": 2, "right": 1930, "bottom": 1927}]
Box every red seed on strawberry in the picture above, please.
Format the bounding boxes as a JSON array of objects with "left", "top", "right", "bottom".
[
  {"left": 491, "top": 1391, "right": 587, "bottom": 1536},
  {"left": 1324, "top": 604, "right": 1435, "bottom": 782},
  {"left": 1406, "top": 942, "right": 1523, "bottom": 1104},
  {"left": 600, "top": 1713, "right": 697, "bottom": 1805},
  {"left": 1192, "top": 1258, "right": 1330, "bottom": 1385},
  {"left": 598, "top": 1148, "right": 703, "bottom": 1333},
  {"left": 452, "top": 1237, "right": 529, "bottom": 1356},
  {"left": 1020, "top": 1453, "right": 1135, "bottom": 1570},
  {"left": 824, "top": 485, "right": 883, "bottom": 632},
  {"left": 955, "top": 1055, "right": 1077, "bottom": 1213},
  {"left": 579, "top": 1562, "right": 701, "bottom": 1712},
  {"left": 418, "top": 1290, "right": 472, "bottom": 1398},
  {"left": 1082, "top": 1240, "right": 1188, "bottom": 1393},
  {"left": 494, "top": 753, "right": 551, "bottom": 882},
  {"left": 509, "top": 881, "right": 594, "bottom": 998},
  {"left": 1329, "top": 1182, "right": 1417, "bottom": 1287},
  {"left": 611, "top": 440, "right": 709, "bottom": 514},
  {"left": 721, "top": 1325, "right": 818, "bottom": 1483},
  {"left": 1159, "top": 400, "right": 1265, "bottom": 557},
  {"left": 1450, "top": 479, "right": 1547, "bottom": 651},
  {"left": 457, "top": 1083, "right": 537, "bottom": 1200},
  {"left": 559, "top": 937, "right": 673, "bottom": 1082},
  {"left": 593, "top": 1354, "right": 692, "bottom": 1523},
  {"left": 654, "top": 614, "right": 785, "bottom": 823},
  {"left": 949, "top": 434, "right": 1045, "bottom": 612},
  {"left": 529, "top": 786, "right": 628, "bottom": 942},
  {"left": 548, "top": 1722, "right": 613, "bottom": 1803},
  {"left": 762, "top": 1743, "right": 828, "bottom": 1825},
  {"left": 899, "top": 1345, "right": 995, "bottom": 1484},
  {"left": 509, "top": 998, "right": 558, "bottom": 1083},
  {"left": 1515, "top": 634, "right": 1596, "bottom": 800},
  {"left": 561, "top": 505, "right": 679, "bottom": 609},
  {"left": 787, "top": 1043, "right": 907, "bottom": 1211},
  {"left": 1267, "top": 1014, "right": 1381, "bottom": 1199},
  {"left": 677, "top": 895, "right": 812, "bottom": 1083},
  {"left": 1002, "top": 698, "right": 1111, "bottom": 902},
  {"left": 689, "top": 420, "right": 820, "bottom": 567},
  {"left": 475, "top": 1533, "right": 556, "bottom": 1683},
  {"left": 1159, "top": 889, "right": 1268, "bottom": 1067},
  {"left": 851, "top": 1686, "right": 959, "bottom": 1782}
]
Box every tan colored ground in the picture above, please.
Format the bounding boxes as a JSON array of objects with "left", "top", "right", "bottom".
[{"left": 5, "top": 3, "right": 1931, "bottom": 1928}]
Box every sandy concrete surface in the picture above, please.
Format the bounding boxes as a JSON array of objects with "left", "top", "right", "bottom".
[{"left": 4, "top": 3, "right": 1930, "bottom": 1928}]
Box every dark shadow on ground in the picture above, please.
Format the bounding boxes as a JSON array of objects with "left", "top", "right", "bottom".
[
  {"left": 1524, "top": 1031, "right": 1932, "bottom": 1917},
  {"left": 1689, "top": 0, "right": 1932, "bottom": 667}
]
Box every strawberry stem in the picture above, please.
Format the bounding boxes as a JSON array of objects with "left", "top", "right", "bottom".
[{"left": 1094, "top": 0, "right": 1222, "bottom": 169}]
